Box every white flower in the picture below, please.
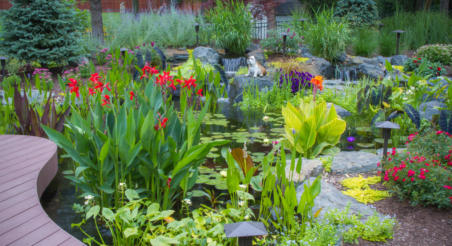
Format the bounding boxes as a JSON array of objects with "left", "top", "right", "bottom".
[
  {"left": 183, "top": 198, "right": 192, "bottom": 206},
  {"left": 84, "top": 200, "right": 89, "bottom": 205},
  {"left": 263, "top": 138, "right": 270, "bottom": 144},
  {"left": 244, "top": 215, "right": 250, "bottom": 220},
  {"left": 238, "top": 200, "right": 245, "bottom": 206},
  {"left": 239, "top": 184, "right": 247, "bottom": 189},
  {"left": 118, "top": 182, "right": 126, "bottom": 188},
  {"left": 262, "top": 115, "right": 270, "bottom": 122},
  {"left": 84, "top": 195, "right": 94, "bottom": 200},
  {"left": 220, "top": 170, "right": 227, "bottom": 177}
]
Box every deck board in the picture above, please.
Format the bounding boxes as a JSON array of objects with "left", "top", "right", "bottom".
[{"left": 0, "top": 135, "right": 84, "bottom": 246}]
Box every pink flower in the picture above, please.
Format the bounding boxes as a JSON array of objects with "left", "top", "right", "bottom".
[
  {"left": 407, "top": 169, "right": 415, "bottom": 177},
  {"left": 418, "top": 174, "right": 426, "bottom": 180},
  {"left": 436, "top": 130, "right": 443, "bottom": 135},
  {"left": 394, "top": 176, "right": 399, "bottom": 181},
  {"left": 443, "top": 185, "right": 452, "bottom": 190}
]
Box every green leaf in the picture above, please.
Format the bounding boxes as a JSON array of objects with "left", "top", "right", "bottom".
[
  {"left": 150, "top": 236, "right": 179, "bottom": 246},
  {"left": 125, "top": 189, "right": 140, "bottom": 201},
  {"left": 124, "top": 227, "right": 139, "bottom": 238},
  {"left": 86, "top": 205, "right": 100, "bottom": 220},
  {"left": 102, "top": 208, "right": 115, "bottom": 222},
  {"left": 99, "top": 138, "right": 110, "bottom": 164}
]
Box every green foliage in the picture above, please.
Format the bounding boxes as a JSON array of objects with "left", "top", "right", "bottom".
[
  {"left": 335, "top": 0, "right": 379, "bottom": 26},
  {"left": 0, "top": 0, "right": 84, "bottom": 66},
  {"left": 108, "top": 10, "right": 209, "bottom": 49},
  {"left": 282, "top": 98, "right": 346, "bottom": 158},
  {"left": 43, "top": 78, "right": 227, "bottom": 209},
  {"left": 73, "top": 193, "right": 251, "bottom": 246},
  {"left": 303, "top": 9, "right": 351, "bottom": 62},
  {"left": 380, "top": 11, "right": 452, "bottom": 52},
  {"left": 260, "top": 28, "right": 301, "bottom": 55},
  {"left": 324, "top": 206, "right": 396, "bottom": 244},
  {"left": 416, "top": 44, "right": 452, "bottom": 66},
  {"left": 352, "top": 27, "right": 378, "bottom": 57},
  {"left": 206, "top": 0, "right": 252, "bottom": 57},
  {"left": 259, "top": 143, "right": 322, "bottom": 237},
  {"left": 383, "top": 131, "right": 452, "bottom": 209},
  {"left": 378, "top": 30, "right": 396, "bottom": 57}
]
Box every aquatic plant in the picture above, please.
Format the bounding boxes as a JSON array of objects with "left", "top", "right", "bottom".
[
  {"left": 282, "top": 97, "right": 346, "bottom": 158},
  {"left": 279, "top": 70, "right": 313, "bottom": 94}
]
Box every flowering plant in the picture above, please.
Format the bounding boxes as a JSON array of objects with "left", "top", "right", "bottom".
[
  {"left": 403, "top": 56, "right": 445, "bottom": 77},
  {"left": 44, "top": 70, "right": 227, "bottom": 209},
  {"left": 278, "top": 70, "right": 313, "bottom": 94},
  {"left": 382, "top": 131, "right": 452, "bottom": 208}
]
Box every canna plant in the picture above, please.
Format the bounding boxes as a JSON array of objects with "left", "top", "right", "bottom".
[
  {"left": 43, "top": 71, "right": 227, "bottom": 209},
  {"left": 282, "top": 97, "right": 346, "bottom": 158}
]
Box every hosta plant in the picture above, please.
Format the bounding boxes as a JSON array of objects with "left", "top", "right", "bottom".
[{"left": 282, "top": 97, "right": 346, "bottom": 158}]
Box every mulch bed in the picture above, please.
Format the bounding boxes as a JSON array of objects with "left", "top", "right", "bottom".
[{"left": 326, "top": 173, "right": 452, "bottom": 246}]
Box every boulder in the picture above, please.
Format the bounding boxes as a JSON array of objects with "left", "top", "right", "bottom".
[
  {"left": 228, "top": 75, "right": 273, "bottom": 103},
  {"left": 330, "top": 151, "right": 380, "bottom": 174},
  {"left": 297, "top": 177, "right": 382, "bottom": 220},
  {"left": 390, "top": 55, "right": 408, "bottom": 66},
  {"left": 309, "top": 57, "right": 334, "bottom": 79},
  {"left": 300, "top": 46, "right": 313, "bottom": 58},
  {"left": 193, "top": 46, "right": 220, "bottom": 66},
  {"left": 357, "top": 63, "right": 385, "bottom": 80},
  {"left": 419, "top": 100, "right": 447, "bottom": 121},
  {"left": 285, "top": 158, "right": 324, "bottom": 182}
]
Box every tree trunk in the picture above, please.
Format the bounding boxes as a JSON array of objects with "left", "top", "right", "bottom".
[
  {"left": 440, "top": 0, "right": 449, "bottom": 14},
  {"left": 90, "top": 0, "right": 104, "bottom": 44},
  {"left": 424, "top": 0, "right": 433, "bottom": 10},
  {"left": 133, "top": 0, "right": 139, "bottom": 16}
]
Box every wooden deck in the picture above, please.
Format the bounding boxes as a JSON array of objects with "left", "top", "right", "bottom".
[{"left": 0, "top": 135, "right": 85, "bottom": 246}]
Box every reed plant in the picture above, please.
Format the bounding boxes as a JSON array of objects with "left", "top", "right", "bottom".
[{"left": 352, "top": 27, "right": 379, "bottom": 57}]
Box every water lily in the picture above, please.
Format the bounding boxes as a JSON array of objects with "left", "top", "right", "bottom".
[{"left": 347, "top": 136, "right": 356, "bottom": 143}]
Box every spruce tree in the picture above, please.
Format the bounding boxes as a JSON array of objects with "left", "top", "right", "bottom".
[{"left": 0, "top": 0, "right": 84, "bottom": 67}]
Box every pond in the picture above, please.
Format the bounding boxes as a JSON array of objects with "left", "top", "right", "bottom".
[{"left": 40, "top": 101, "right": 381, "bottom": 241}]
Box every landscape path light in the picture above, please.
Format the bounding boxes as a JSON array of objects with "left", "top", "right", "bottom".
[
  {"left": 392, "top": 30, "right": 405, "bottom": 55},
  {"left": 282, "top": 32, "right": 288, "bottom": 54},
  {"left": 120, "top": 48, "right": 128, "bottom": 57},
  {"left": 0, "top": 57, "right": 6, "bottom": 77},
  {"left": 224, "top": 221, "right": 267, "bottom": 246},
  {"left": 195, "top": 23, "right": 200, "bottom": 46},
  {"left": 375, "top": 121, "right": 400, "bottom": 179}
]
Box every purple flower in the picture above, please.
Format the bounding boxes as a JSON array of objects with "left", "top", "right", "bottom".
[
  {"left": 346, "top": 136, "right": 356, "bottom": 143},
  {"left": 347, "top": 145, "right": 354, "bottom": 150}
]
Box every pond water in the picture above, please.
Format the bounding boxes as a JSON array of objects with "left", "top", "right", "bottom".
[{"left": 40, "top": 102, "right": 380, "bottom": 240}]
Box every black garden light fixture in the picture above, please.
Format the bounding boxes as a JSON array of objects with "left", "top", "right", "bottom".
[
  {"left": 0, "top": 57, "right": 6, "bottom": 77},
  {"left": 120, "top": 48, "right": 128, "bottom": 57},
  {"left": 378, "top": 23, "right": 384, "bottom": 30},
  {"left": 224, "top": 221, "right": 267, "bottom": 246},
  {"left": 375, "top": 121, "right": 400, "bottom": 162},
  {"left": 392, "top": 30, "right": 405, "bottom": 55},
  {"left": 195, "top": 23, "right": 200, "bottom": 46},
  {"left": 282, "top": 32, "right": 288, "bottom": 54}
]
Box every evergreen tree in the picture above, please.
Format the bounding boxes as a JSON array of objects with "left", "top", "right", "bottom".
[{"left": 0, "top": 0, "right": 84, "bottom": 67}]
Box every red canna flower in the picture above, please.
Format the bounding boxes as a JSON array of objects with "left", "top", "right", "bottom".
[
  {"left": 168, "top": 81, "right": 176, "bottom": 90},
  {"left": 68, "top": 78, "right": 77, "bottom": 88},
  {"left": 101, "top": 94, "right": 111, "bottom": 106},
  {"left": 140, "top": 65, "right": 159, "bottom": 80},
  {"left": 129, "top": 91, "right": 135, "bottom": 100},
  {"left": 156, "top": 71, "right": 173, "bottom": 87},
  {"left": 179, "top": 76, "right": 197, "bottom": 90},
  {"left": 437, "top": 67, "right": 441, "bottom": 71},
  {"left": 104, "top": 82, "right": 112, "bottom": 92},
  {"left": 196, "top": 88, "right": 203, "bottom": 96},
  {"left": 88, "top": 88, "right": 96, "bottom": 96},
  {"left": 90, "top": 73, "right": 101, "bottom": 83},
  {"left": 70, "top": 85, "right": 80, "bottom": 98},
  {"left": 167, "top": 177, "right": 172, "bottom": 189}
]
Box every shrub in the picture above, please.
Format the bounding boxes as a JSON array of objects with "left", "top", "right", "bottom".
[
  {"left": 416, "top": 44, "right": 452, "bottom": 66},
  {"left": 304, "top": 9, "right": 351, "bottom": 62},
  {"left": 352, "top": 27, "right": 379, "bottom": 57},
  {"left": 260, "top": 28, "right": 302, "bottom": 55},
  {"left": 378, "top": 30, "right": 396, "bottom": 57},
  {"left": 0, "top": 0, "right": 84, "bottom": 67},
  {"left": 383, "top": 131, "right": 452, "bottom": 209},
  {"left": 335, "top": 0, "right": 379, "bottom": 26},
  {"left": 403, "top": 56, "right": 445, "bottom": 77},
  {"left": 206, "top": 0, "right": 252, "bottom": 57}
]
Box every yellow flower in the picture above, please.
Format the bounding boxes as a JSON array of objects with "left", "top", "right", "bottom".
[
  {"left": 164, "top": 216, "right": 175, "bottom": 223},
  {"left": 310, "top": 75, "right": 324, "bottom": 91}
]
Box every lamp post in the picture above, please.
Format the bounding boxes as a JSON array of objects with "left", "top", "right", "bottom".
[
  {"left": 0, "top": 57, "right": 6, "bottom": 78},
  {"left": 392, "top": 30, "right": 405, "bottom": 55},
  {"left": 120, "top": 48, "right": 128, "bottom": 57},
  {"left": 375, "top": 121, "right": 400, "bottom": 161},
  {"left": 195, "top": 23, "right": 200, "bottom": 46},
  {"left": 224, "top": 221, "right": 267, "bottom": 246},
  {"left": 282, "top": 32, "right": 288, "bottom": 54}
]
